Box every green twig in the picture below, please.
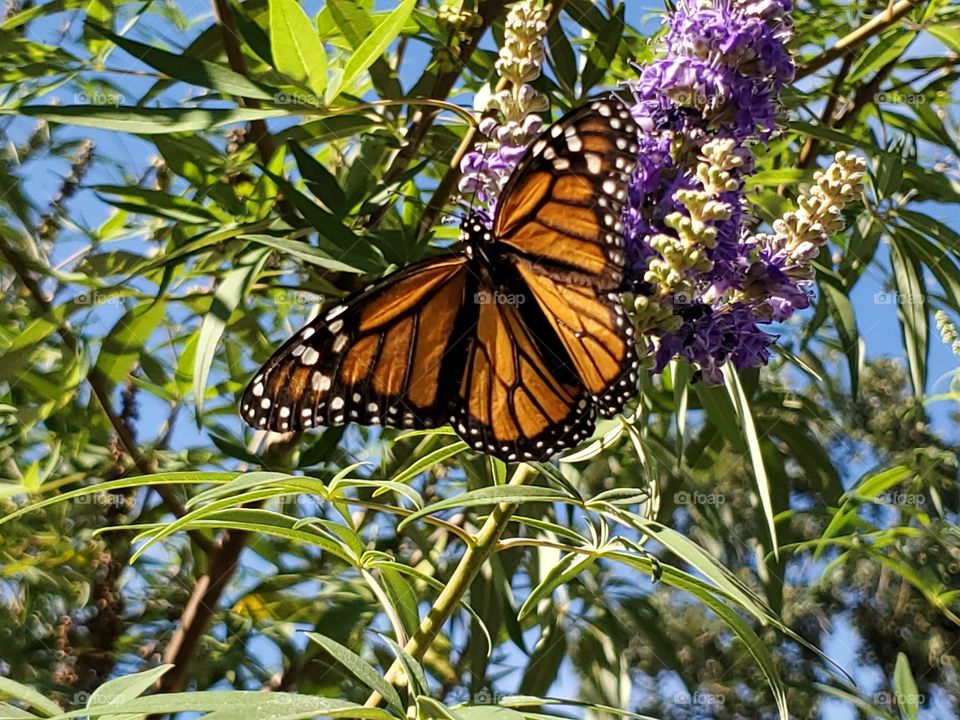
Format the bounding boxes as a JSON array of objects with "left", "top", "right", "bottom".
[
  {"left": 363, "top": 462, "right": 539, "bottom": 708},
  {"left": 795, "top": 0, "right": 922, "bottom": 79}
]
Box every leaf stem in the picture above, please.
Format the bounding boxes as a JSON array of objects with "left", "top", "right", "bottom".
[{"left": 363, "top": 462, "right": 539, "bottom": 707}]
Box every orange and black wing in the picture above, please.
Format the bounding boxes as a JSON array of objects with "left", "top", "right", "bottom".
[
  {"left": 512, "top": 256, "right": 638, "bottom": 416},
  {"left": 453, "top": 279, "right": 596, "bottom": 462},
  {"left": 241, "top": 254, "right": 472, "bottom": 433},
  {"left": 493, "top": 95, "right": 639, "bottom": 288}
]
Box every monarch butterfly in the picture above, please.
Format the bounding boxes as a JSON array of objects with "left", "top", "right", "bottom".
[{"left": 241, "top": 95, "right": 641, "bottom": 462}]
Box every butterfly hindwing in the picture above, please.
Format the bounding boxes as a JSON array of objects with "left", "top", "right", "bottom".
[
  {"left": 511, "top": 256, "right": 638, "bottom": 416},
  {"left": 453, "top": 279, "right": 596, "bottom": 461},
  {"left": 242, "top": 254, "right": 472, "bottom": 433}
]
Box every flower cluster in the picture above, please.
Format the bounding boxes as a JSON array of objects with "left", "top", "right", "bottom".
[
  {"left": 457, "top": 0, "right": 549, "bottom": 208},
  {"left": 624, "top": 0, "right": 865, "bottom": 382},
  {"left": 936, "top": 311, "right": 960, "bottom": 358}
]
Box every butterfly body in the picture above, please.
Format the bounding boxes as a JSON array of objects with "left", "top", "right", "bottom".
[{"left": 242, "top": 95, "right": 641, "bottom": 461}]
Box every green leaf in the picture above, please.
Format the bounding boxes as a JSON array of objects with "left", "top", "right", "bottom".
[
  {"left": 330, "top": 0, "right": 415, "bottom": 102},
  {"left": 546, "top": 21, "right": 577, "bottom": 96},
  {"left": 893, "top": 653, "right": 920, "bottom": 720},
  {"left": 3, "top": 105, "right": 289, "bottom": 133},
  {"left": 398, "top": 485, "right": 573, "bottom": 531},
  {"left": 326, "top": 0, "right": 373, "bottom": 47},
  {"left": 723, "top": 366, "right": 779, "bottom": 560},
  {"left": 96, "top": 300, "right": 167, "bottom": 384},
  {"left": 605, "top": 511, "right": 773, "bottom": 625},
  {"left": 927, "top": 24, "right": 960, "bottom": 54},
  {"left": 518, "top": 552, "right": 596, "bottom": 621},
  {"left": 821, "top": 279, "right": 861, "bottom": 398},
  {"left": 382, "top": 637, "right": 428, "bottom": 697},
  {"left": 86, "top": 23, "right": 275, "bottom": 100},
  {"left": 240, "top": 233, "right": 369, "bottom": 274},
  {"left": 0, "top": 676, "right": 61, "bottom": 717},
  {"left": 889, "top": 236, "right": 929, "bottom": 397},
  {"left": 87, "top": 665, "right": 173, "bottom": 708},
  {"left": 43, "top": 691, "right": 393, "bottom": 719},
  {"left": 814, "top": 466, "right": 911, "bottom": 559},
  {"left": 377, "top": 565, "right": 421, "bottom": 640},
  {"left": 848, "top": 29, "right": 915, "bottom": 83},
  {"left": 269, "top": 0, "right": 328, "bottom": 97},
  {"left": 92, "top": 185, "right": 219, "bottom": 224},
  {"left": 390, "top": 441, "right": 468, "bottom": 486},
  {"left": 289, "top": 141, "right": 348, "bottom": 216},
  {"left": 194, "top": 249, "right": 269, "bottom": 420},
  {"left": 305, "top": 633, "right": 404, "bottom": 715}
]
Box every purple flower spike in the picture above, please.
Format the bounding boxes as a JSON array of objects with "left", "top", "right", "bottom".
[{"left": 623, "top": 0, "right": 798, "bottom": 382}]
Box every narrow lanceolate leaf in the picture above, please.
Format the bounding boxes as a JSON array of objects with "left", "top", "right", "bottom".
[
  {"left": 821, "top": 279, "right": 861, "bottom": 398},
  {"left": 86, "top": 23, "right": 275, "bottom": 100},
  {"left": 723, "top": 366, "right": 779, "bottom": 561},
  {"left": 847, "top": 28, "right": 915, "bottom": 83},
  {"left": 92, "top": 185, "right": 219, "bottom": 224},
  {"left": 397, "top": 486, "right": 573, "bottom": 531},
  {"left": 193, "top": 249, "right": 270, "bottom": 420},
  {"left": 44, "top": 692, "right": 394, "bottom": 719},
  {"left": 889, "top": 236, "right": 929, "bottom": 398},
  {"left": 305, "top": 633, "right": 404, "bottom": 715},
  {"left": 0, "top": 676, "right": 62, "bottom": 717},
  {"left": 96, "top": 300, "right": 167, "bottom": 384},
  {"left": 87, "top": 666, "right": 173, "bottom": 708},
  {"left": 330, "top": 0, "right": 415, "bottom": 102},
  {"left": 893, "top": 653, "right": 921, "bottom": 720},
  {"left": 2, "top": 105, "right": 289, "bottom": 133},
  {"left": 269, "top": 0, "right": 328, "bottom": 97}
]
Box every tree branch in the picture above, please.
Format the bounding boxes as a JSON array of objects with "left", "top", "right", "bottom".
[
  {"left": 795, "top": 0, "right": 921, "bottom": 80},
  {"left": 364, "top": 463, "right": 538, "bottom": 709}
]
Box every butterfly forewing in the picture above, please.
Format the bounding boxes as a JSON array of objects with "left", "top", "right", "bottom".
[
  {"left": 241, "top": 254, "right": 472, "bottom": 433},
  {"left": 493, "top": 96, "right": 639, "bottom": 287}
]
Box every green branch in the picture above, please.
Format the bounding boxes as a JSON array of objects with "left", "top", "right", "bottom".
[{"left": 364, "top": 462, "right": 539, "bottom": 708}]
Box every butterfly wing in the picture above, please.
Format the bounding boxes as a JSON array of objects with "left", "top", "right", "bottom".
[
  {"left": 453, "top": 279, "right": 596, "bottom": 462},
  {"left": 489, "top": 94, "right": 641, "bottom": 418},
  {"left": 512, "top": 256, "right": 638, "bottom": 416},
  {"left": 493, "top": 95, "right": 639, "bottom": 288},
  {"left": 241, "top": 254, "right": 473, "bottom": 433}
]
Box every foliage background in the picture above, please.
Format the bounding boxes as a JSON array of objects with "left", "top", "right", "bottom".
[{"left": 0, "top": 0, "right": 959, "bottom": 718}]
